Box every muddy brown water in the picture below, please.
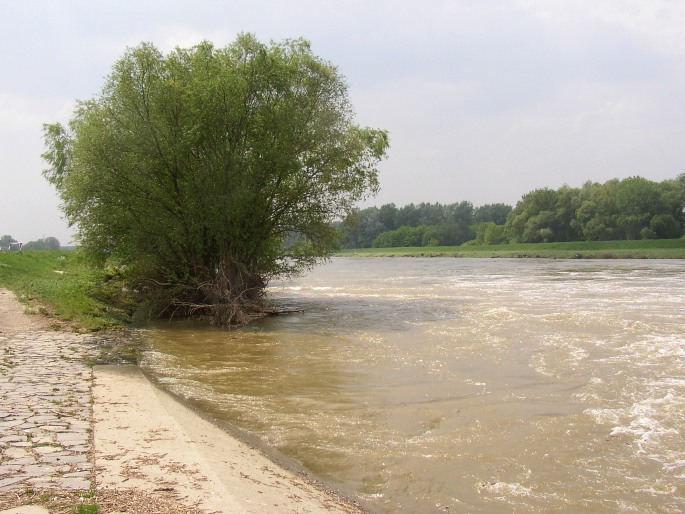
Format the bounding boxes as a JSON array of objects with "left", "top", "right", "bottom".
[{"left": 140, "top": 257, "right": 685, "bottom": 513}]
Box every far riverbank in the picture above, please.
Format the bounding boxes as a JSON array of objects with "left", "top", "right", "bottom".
[{"left": 337, "top": 238, "right": 685, "bottom": 259}]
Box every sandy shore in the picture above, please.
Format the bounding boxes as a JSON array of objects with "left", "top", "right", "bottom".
[
  {"left": 93, "top": 365, "right": 364, "bottom": 513},
  {"left": 0, "top": 288, "right": 366, "bottom": 513}
]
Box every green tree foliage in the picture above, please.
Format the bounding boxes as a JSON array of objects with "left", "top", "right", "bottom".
[
  {"left": 474, "top": 222, "right": 507, "bottom": 245},
  {"left": 339, "top": 207, "right": 385, "bottom": 248},
  {"left": 506, "top": 176, "right": 685, "bottom": 243},
  {"left": 23, "top": 237, "right": 61, "bottom": 250},
  {"left": 373, "top": 225, "right": 425, "bottom": 247},
  {"left": 474, "top": 203, "right": 512, "bottom": 225},
  {"left": 506, "top": 188, "right": 561, "bottom": 243},
  {"left": 42, "top": 35, "right": 388, "bottom": 325},
  {"left": 377, "top": 203, "right": 398, "bottom": 231},
  {"left": 370, "top": 222, "right": 474, "bottom": 248},
  {"left": 447, "top": 201, "right": 475, "bottom": 226},
  {"left": 0, "top": 235, "right": 17, "bottom": 248},
  {"left": 342, "top": 201, "right": 509, "bottom": 248}
]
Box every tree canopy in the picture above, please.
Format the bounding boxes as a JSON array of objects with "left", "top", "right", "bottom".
[
  {"left": 505, "top": 176, "right": 685, "bottom": 243},
  {"left": 42, "top": 35, "right": 388, "bottom": 324},
  {"left": 22, "top": 237, "right": 61, "bottom": 250},
  {"left": 0, "top": 235, "right": 17, "bottom": 248}
]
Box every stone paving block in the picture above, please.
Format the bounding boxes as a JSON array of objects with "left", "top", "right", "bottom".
[
  {"left": 0, "top": 464, "right": 22, "bottom": 475},
  {"left": 32, "top": 445, "right": 62, "bottom": 455},
  {"left": 15, "top": 464, "right": 59, "bottom": 477},
  {"left": 6, "top": 457, "right": 37, "bottom": 466},
  {"left": 0, "top": 435, "right": 24, "bottom": 443},
  {"left": 0, "top": 476, "right": 27, "bottom": 490},
  {"left": 56, "top": 477, "right": 90, "bottom": 489},
  {"left": 42, "top": 453, "right": 90, "bottom": 467},
  {"left": 3, "top": 447, "right": 30, "bottom": 458},
  {"left": 0, "top": 506, "right": 51, "bottom": 514},
  {"left": 0, "top": 331, "right": 96, "bottom": 491},
  {"left": 0, "top": 420, "right": 24, "bottom": 429},
  {"left": 69, "top": 445, "right": 90, "bottom": 453},
  {"left": 40, "top": 425, "right": 70, "bottom": 433},
  {"left": 55, "top": 431, "right": 88, "bottom": 443},
  {"left": 30, "top": 436, "right": 54, "bottom": 446}
]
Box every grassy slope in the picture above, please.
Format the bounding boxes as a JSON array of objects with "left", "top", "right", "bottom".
[
  {"left": 338, "top": 238, "right": 685, "bottom": 259},
  {"left": 0, "top": 250, "right": 130, "bottom": 331}
]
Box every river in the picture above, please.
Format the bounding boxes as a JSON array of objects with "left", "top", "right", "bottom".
[{"left": 140, "top": 257, "right": 685, "bottom": 513}]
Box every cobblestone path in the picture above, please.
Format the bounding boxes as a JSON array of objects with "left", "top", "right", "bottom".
[{"left": 0, "top": 331, "right": 96, "bottom": 491}]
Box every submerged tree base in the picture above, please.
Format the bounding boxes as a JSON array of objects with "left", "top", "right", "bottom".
[{"left": 135, "top": 257, "right": 268, "bottom": 327}]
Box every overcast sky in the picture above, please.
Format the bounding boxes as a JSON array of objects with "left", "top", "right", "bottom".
[{"left": 2, "top": 0, "right": 684, "bottom": 244}]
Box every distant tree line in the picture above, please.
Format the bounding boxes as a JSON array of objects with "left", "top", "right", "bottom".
[
  {"left": 506, "top": 175, "right": 685, "bottom": 243},
  {"left": 341, "top": 174, "right": 685, "bottom": 248},
  {"left": 340, "top": 202, "right": 512, "bottom": 248},
  {"left": 0, "top": 235, "right": 61, "bottom": 250}
]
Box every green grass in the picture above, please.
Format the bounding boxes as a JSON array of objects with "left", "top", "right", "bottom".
[
  {"left": 337, "top": 238, "right": 685, "bottom": 259},
  {"left": 0, "top": 250, "right": 131, "bottom": 331},
  {"left": 74, "top": 503, "right": 99, "bottom": 514}
]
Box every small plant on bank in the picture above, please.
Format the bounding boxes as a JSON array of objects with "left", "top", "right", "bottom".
[{"left": 74, "top": 502, "right": 99, "bottom": 514}]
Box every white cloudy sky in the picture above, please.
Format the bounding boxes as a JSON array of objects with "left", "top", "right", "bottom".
[{"left": 2, "top": 0, "right": 684, "bottom": 243}]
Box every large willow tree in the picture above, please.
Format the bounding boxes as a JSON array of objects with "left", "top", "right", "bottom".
[{"left": 42, "top": 35, "right": 389, "bottom": 325}]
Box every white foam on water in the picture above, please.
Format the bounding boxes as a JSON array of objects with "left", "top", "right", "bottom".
[
  {"left": 585, "top": 407, "right": 622, "bottom": 426},
  {"left": 669, "top": 459, "right": 685, "bottom": 477},
  {"left": 484, "top": 481, "right": 533, "bottom": 497},
  {"left": 607, "top": 392, "right": 683, "bottom": 465},
  {"left": 625, "top": 334, "right": 685, "bottom": 362},
  {"left": 482, "top": 306, "right": 518, "bottom": 321}
]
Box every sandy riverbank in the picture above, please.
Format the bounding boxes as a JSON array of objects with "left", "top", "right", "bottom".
[
  {"left": 93, "top": 364, "right": 365, "bottom": 513},
  {"left": 0, "top": 288, "right": 366, "bottom": 513}
]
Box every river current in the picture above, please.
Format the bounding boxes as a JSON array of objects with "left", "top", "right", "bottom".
[{"left": 140, "top": 257, "right": 685, "bottom": 513}]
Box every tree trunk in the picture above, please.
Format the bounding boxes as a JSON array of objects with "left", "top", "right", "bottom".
[{"left": 197, "top": 252, "right": 266, "bottom": 326}]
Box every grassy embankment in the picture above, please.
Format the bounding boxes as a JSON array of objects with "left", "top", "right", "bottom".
[
  {"left": 338, "top": 238, "right": 685, "bottom": 259},
  {"left": 0, "top": 249, "right": 131, "bottom": 332}
]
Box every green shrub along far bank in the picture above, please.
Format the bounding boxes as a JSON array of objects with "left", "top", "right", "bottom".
[
  {"left": 337, "top": 238, "right": 685, "bottom": 259},
  {"left": 0, "top": 250, "right": 132, "bottom": 331}
]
